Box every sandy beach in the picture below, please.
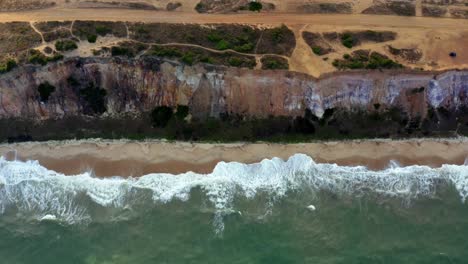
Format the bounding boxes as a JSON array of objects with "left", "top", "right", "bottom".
[{"left": 0, "top": 138, "right": 466, "bottom": 177}]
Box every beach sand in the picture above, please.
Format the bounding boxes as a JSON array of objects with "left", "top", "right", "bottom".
[{"left": 0, "top": 139, "right": 467, "bottom": 177}]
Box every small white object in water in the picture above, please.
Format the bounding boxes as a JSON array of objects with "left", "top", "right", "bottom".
[
  {"left": 40, "top": 214, "right": 57, "bottom": 221},
  {"left": 307, "top": 205, "right": 316, "bottom": 211}
]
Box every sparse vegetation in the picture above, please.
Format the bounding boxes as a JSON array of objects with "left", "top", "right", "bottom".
[
  {"left": 73, "top": 21, "right": 126, "bottom": 43},
  {"left": 129, "top": 23, "right": 294, "bottom": 56},
  {"left": 37, "top": 82, "right": 56, "bottom": 102},
  {"left": 145, "top": 45, "right": 256, "bottom": 68},
  {"left": 298, "top": 2, "right": 352, "bottom": 14},
  {"left": 333, "top": 50, "right": 403, "bottom": 70},
  {"left": 388, "top": 46, "right": 423, "bottom": 63},
  {"left": 302, "top": 32, "right": 334, "bottom": 56},
  {"left": 166, "top": 2, "right": 182, "bottom": 11},
  {"left": 362, "top": 1, "right": 416, "bottom": 16},
  {"left": 0, "top": 22, "right": 42, "bottom": 55},
  {"left": 256, "top": 24, "right": 296, "bottom": 56}
]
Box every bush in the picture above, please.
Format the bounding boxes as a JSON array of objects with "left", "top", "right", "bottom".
[
  {"left": 195, "top": 3, "right": 205, "bottom": 12},
  {"left": 216, "top": 40, "right": 231, "bottom": 50},
  {"left": 55, "top": 39, "right": 78, "bottom": 51},
  {"left": 312, "top": 46, "right": 322, "bottom": 55},
  {"left": 28, "top": 50, "right": 63, "bottom": 66},
  {"left": 0, "top": 59, "right": 17, "bottom": 74},
  {"left": 249, "top": 1, "right": 263, "bottom": 12},
  {"left": 261, "top": 56, "right": 289, "bottom": 70},
  {"left": 333, "top": 50, "right": 402, "bottom": 70},
  {"left": 37, "top": 82, "right": 56, "bottom": 102},
  {"left": 87, "top": 34, "right": 97, "bottom": 43},
  {"left": 207, "top": 32, "right": 222, "bottom": 42},
  {"left": 95, "top": 25, "right": 111, "bottom": 36},
  {"left": 200, "top": 56, "right": 214, "bottom": 64},
  {"left": 228, "top": 57, "right": 242, "bottom": 67},
  {"left": 271, "top": 24, "right": 288, "bottom": 43},
  {"left": 111, "top": 46, "right": 133, "bottom": 57},
  {"left": 182, "top": 52, "right": 195, "bottom": 65},
  {"left": 341, "top": 33, "right": 355, "bottom": 48},
  {"left": 233, "top": 42, "right": 254, "bottom": 52},
  {"left": 151, "top": 106, "right": 173, "bottom": 127}
]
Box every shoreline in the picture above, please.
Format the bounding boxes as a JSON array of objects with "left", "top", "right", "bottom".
[{"left": 0, "top": 138, "right": 467, "bottom": 177}]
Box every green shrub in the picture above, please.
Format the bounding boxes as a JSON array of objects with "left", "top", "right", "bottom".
[
  {"left": 95, "top": 25, "right": 111, "bottom": 36},
  {"left": 249, "top": 1, "right": 263, "bottom": 12},
  {"left": 271, "top": 24, "right": 288, "bottom": 43},
  {"left": 37, "top": 82, "right": 56, "bottom": 102},
  {"left": 182, "top": 52, "right": 195, "bottom": 65},
  {"left": 55, "top": 39, "right": 78, "bottom": 51},
  {"left": 341, "top": 33, "right": 355, "bottom": 48},
  {"left": 111, "top": 46, "right": 133, "bottom": 57},
  {"left": 332, "top": 50, "right": 403, "bottom": 70},
  {"left": 195, "top": 3, "right": 205, "bottom": 12},
  {"left": 312, "top": 46, "right": 322, "bottom": 55},
  {"left": 87, "top": 34, "right": 97, "bottom": 43},
  {"left": 28, "top": 50, "right": 63, "bottom": 66},
  {"left": 261, "top": 56, "right": 289, "bottom": 70},
  {"left": 216, "top": 40, "right": 231, "bottom": 50},
  {"left": 200, "top": 56, "right": 214, "bottom": 64},
  {"left": 151, "top": 106, "right": 173, "bottom": 127},
  {"left": 228, "top": 57, "right": 242, "bottom": 67},
  {"left": 0, "top": 59, "right": 17, "bottom": 74},
  {"left": 207, "top": 32, "right": 222, "bottom": 42},
  {"left": 233, "top": 43, "right": 254, "bottom": 52}
]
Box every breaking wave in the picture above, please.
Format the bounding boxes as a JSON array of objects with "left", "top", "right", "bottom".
[{"left": 0, "top": 154, "right": 467, "bottom": 233}]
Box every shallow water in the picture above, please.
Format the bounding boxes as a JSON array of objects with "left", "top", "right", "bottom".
[{"left": 1, "top": 154, "right": 468, "bottom": 263}]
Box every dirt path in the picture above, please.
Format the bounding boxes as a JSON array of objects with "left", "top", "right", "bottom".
[
  {"left": 29, "top": 21, "right": 45, "bottom": 43},
  {"left": 1, "top": 8, "right": 467, "bottom": 30},
  {"left": 415, "top": 0, "right": 422, "bottom": 17}
]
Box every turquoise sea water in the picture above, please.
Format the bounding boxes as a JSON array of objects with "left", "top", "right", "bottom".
[{"left": 1, "top": 154, "right": 468, "bottom": 263}]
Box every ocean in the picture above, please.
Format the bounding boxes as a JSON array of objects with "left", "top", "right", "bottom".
[{"left": 1, "top": 154, "right": 468, "bottom": 263}]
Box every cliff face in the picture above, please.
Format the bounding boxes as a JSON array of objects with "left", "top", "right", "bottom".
[{"left": 0, "top": 57, "right": 467, "bottom": 120}]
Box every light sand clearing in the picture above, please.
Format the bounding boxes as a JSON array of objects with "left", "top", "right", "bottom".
[{"left": 0, "top": 139, "right": 467, "bottom": 177}]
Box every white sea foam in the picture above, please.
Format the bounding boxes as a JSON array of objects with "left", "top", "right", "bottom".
[{"left": 0, "top": 154, "right": 467, "bottom": 232}]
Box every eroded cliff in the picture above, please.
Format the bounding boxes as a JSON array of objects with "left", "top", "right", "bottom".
[{"left": 1, "top": 57, "right": 467, "bottom": 119}]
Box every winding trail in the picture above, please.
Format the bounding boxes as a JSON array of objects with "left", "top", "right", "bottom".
[{"left": 29, "top": 21, "right": 45, "bottom": 43}]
